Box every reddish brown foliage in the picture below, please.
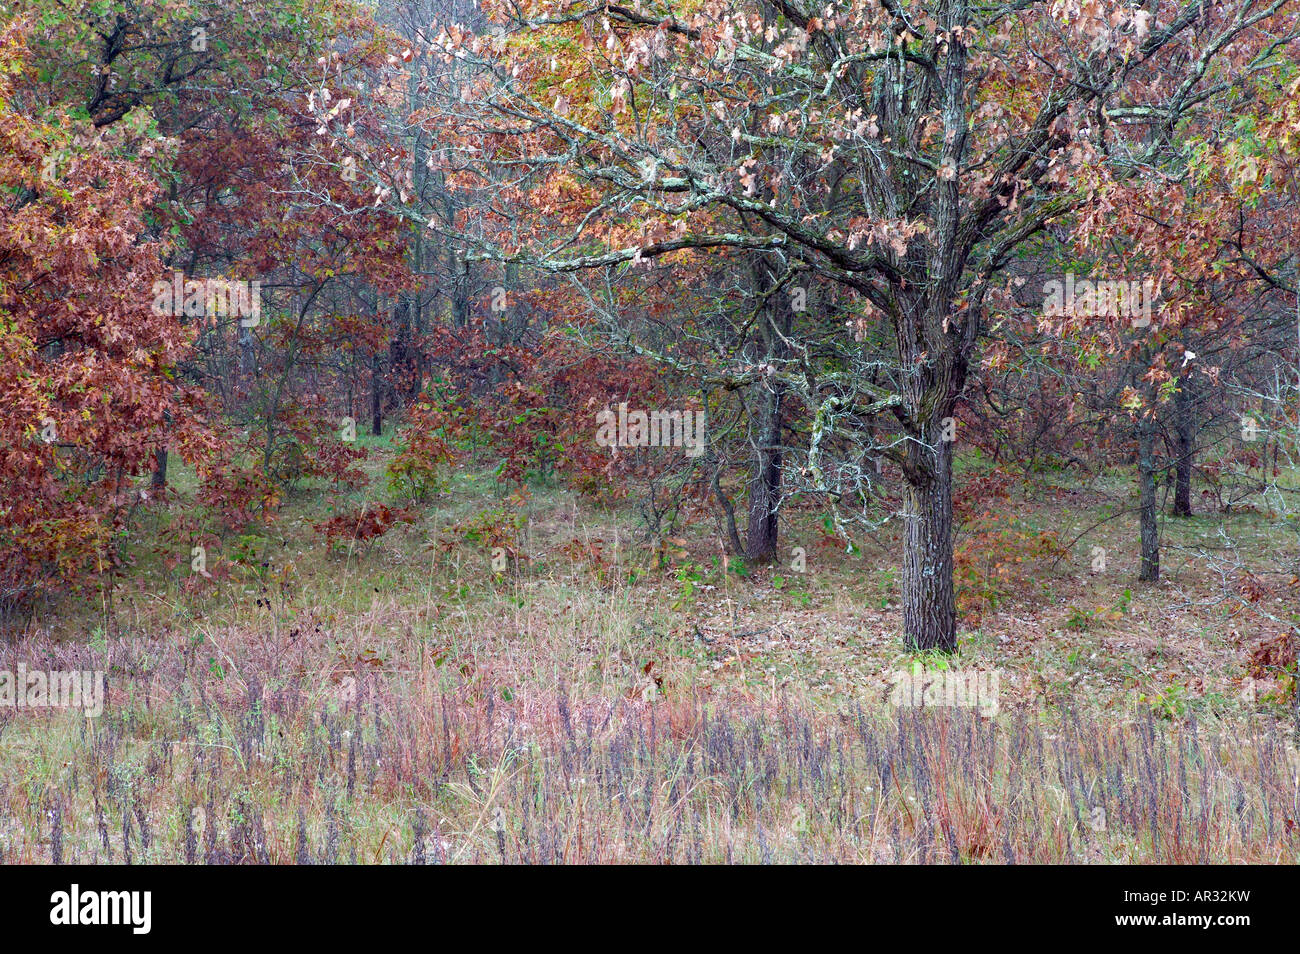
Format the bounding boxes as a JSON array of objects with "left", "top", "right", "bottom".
[{"left": 315, "top": 503, "right": 417, "bottom": 555}]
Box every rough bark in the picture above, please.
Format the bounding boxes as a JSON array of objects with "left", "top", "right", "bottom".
[
  {"left": 712, "top": 464, "right": 746, "bottom": 557},
  {"left": 238, "top": 323, "right": 256, "bottom": 378},
  {"left": 370, "top": 350, "right": 383, "bottom": 437},
  {"left": 151, "top": 447, "right": 168, "bottom": 490},
  {"left": 151, "top": 409, "right": 171, "bottom": 490},
  {"left": 744, "top": 382, "right": 783, "bottom": 562},
  {"left": 1171, "top": 378, "right": 1195, "bottom": 516},
  {"left": 450, "top": 249, "right": 470, "bottom": 328},
  {"left": 1138, "top": 415, "right": 1161, "bottom": 582},
  {"left": 902, "top": 421, "right": 957, "bottom": 652},
  {"left": 739, "top": 254, "right": 791, "bottom": 563},
  {"left": 895, "top": 3, "right": 971, "bottom": 654}
]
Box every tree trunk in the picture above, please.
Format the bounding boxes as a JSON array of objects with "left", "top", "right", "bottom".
[
  {"left": 1171, "top": 378, "right": 1194, "bottom": 516},
  {"left": 151, "top": 447, "right": 168, "bottom": 490},
  {"left": 411, "top": 293, "right": 425, "bottom": 401},
  {"left": 741, "top": 255, "right": 791, "bottom": 563},
  {"left": 902, "top": 428, "right": 957, "bottom": 652},
  {"left": 390, "top": 299, "right": 408, "bottom": 409},
  {"left": 371, "top": 350, "right": 383, "bottom": 437},
  {"left": 151, "top": 409, "right": 171, "bottom": 490},
  {"left": 744, "top": 383, "right": 783, "bottom": 562},
  {"left": 238, "top": 323, "right": 256, "bottom": 379},
  {"left": 450, "top": 250, "right": 470, "bottom": 328},
  {"left": 894, "top": 5, "right": 972, "bottom": 654},
  {"left": 1138, "top": 415, "right": 1160, "bottom": 582}
]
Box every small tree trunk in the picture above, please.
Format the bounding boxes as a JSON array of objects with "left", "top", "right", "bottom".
[
  {"left": 371, "top": 351, "right": 383, "bottom": 437},
  {"left": 744, "top": 384, "right": 783, "bottom": 562},
  {"left": 1138, "top": 416, "right": 1160, "bottom": 582},
  {"left": 451, "top": 251, "right": 470, "bottom": 328},
  {"left": 151, "top": 447, "right": 168, "bottom": 490},
  {"left": 411, "top": 295, "right": 425, "bottom": 401},
  {"left": 151, "top": 409, "right": 171, "bottom": 490},
  {"left": 238, "top": 324, "right": 256, "bottom": 378},
  {"left": 902, "top": 432, "right": 957, "bottom": 652},
  {"left": 741, "top": 256, "right": 791, "bottom": 564},
  {"left": 390, "top": 299, "right": 408, "bottom": 408},
  {"left": 1172, "top": 443, "right": 1193, "bottom": 517},
  {"left": 1171, "top": 379, "right": 1194, "bottom": 516}
]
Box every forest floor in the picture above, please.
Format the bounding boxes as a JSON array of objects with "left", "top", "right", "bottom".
[{"left": 2, "top": 431, "right": 1298, "bottom": 863}]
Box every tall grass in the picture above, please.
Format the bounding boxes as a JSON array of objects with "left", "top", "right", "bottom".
[{"left": 3, "top": 662, "right": 1295, "bottom": 863}]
